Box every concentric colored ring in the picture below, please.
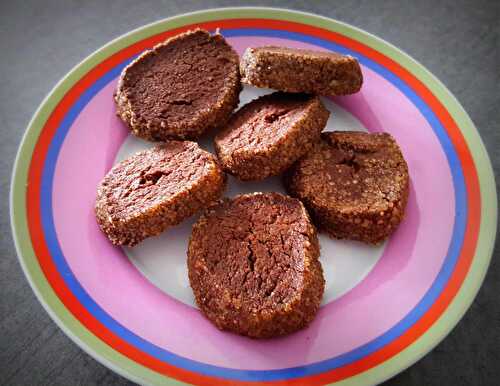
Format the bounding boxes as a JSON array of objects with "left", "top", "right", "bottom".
[
  {"left": 25, "top": 22, "right": 479, "bottom": 381},
  {"left": 11, "top": 8, "right": 497, "bottom": 386}
]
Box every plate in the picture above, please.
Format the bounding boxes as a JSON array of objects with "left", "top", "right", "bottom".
[{"left": 10, "top": 7, "right": 497, "bottom": 386}]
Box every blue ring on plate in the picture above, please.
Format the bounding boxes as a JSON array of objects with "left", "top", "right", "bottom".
[{"left": 39, "top": 28, "right": 466, "bottom": 381}]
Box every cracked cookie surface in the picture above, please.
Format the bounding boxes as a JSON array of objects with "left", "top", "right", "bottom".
[
  {"left": 284, "top": 131, "right": 409, "bottom": 244},
  {"left": 95, "top": 141, "right": 225, "bottom": 246},
  {"left": 115, "top": 29, "right": 241, "bottom": 141},
  {"left": 187, "top": 192, "right": 324, "bottom": 338}
]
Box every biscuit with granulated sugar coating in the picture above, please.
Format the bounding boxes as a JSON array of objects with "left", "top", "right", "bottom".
[
  {"left": 188, "top": 192, "right": 324, "bottom": 338},
  {"left": 285, "top": 131, "right": 409, "bottom": 244},
  {"left": 240, "top": 46, "right": 362, "bottom": 95},
  {"left": 115, "top": 29, "right": 241, "bottom": 141},
  {"left": 95, "top": 141, "right": 226, "bottom": 246},
  {"left": 215, "top": 92, "right": 329, "bottom": 181}
]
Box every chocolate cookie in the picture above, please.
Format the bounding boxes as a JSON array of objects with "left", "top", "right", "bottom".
[
  {"left": 214, "top": 92, "right": 330, "bottom": 181},
  {"left": 285, "top": 131, "right": 409, "bottom": 244},
  {"left": 240, "top": 46, "right": 362, "bottom": 96},
  {"left": 95, "top": 141, "right": 225, "bottom": 246},
  {"left": 115, "top": 29, "right": 241, "bottom": 141},
  {"left": 188, "top": 192, "right": 324, "bottom": 338}
]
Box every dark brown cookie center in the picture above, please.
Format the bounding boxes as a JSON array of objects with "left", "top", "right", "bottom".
[
  {"left": 100, "top": 143, "right": 211, "bottom": 218},
  {"left": 298, "top": 135, "right": 406, "bottom": 211},
  {"left": 195, "top": 197, "right": 311, "bottom": 312},
  {"left": 218, "top": 93, "right": 312, "bottom": 152},
  {"left": 123, "top": 32, "right": 238, "bottom": 126}
]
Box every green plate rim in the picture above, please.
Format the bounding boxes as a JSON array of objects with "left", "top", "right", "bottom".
[{"left": 10, "top": 7, "right": 497, "bottom": 386}]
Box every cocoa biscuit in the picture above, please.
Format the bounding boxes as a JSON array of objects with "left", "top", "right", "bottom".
[
  {"left": 115, "top": 29, "right": 241, "bottom": 141},
  {"left": 240, "top": 46, "right": 363, "bottom": 96},
  {"left": 214, "top": 92, "right": 330, "bottom": 181},
  {"left": 188, "top": 192, "right": 324, "bottom": 338},
  {"left": 95, "top": 141, "right": 226, "bottom": 246},
  {"left": 284, "top": 131, "right": 409, "bottom": 244}
]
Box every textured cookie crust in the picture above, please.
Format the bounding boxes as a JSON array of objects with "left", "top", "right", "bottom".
[
  {"left": 240, "top": 46, "right": 363, "bottom": 96},
  {"left": 115, "top": 29, "right": 241, "bottom": 141},
  {"left": 285, "top": 131, "right": 409, "bottom": 244},
  {"left": 214, "top": 92, "right": 330, "bottom": 181},
  {"left": 95, "top": 141, "right": 226, "bottom": 246},
  {"left": 188, "top": 192, "right": 325, "bottom": 338}
]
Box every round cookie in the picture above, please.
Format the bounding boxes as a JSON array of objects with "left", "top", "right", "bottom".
[
  {"left": 187, "top": 192, "right": 324, "bottom": 338},
  {"left": 214, "top": 92, "right": 330, "bottom": 181},
  {"left": 240, "top": 46, "right": 363, "bottom": 96},
  {"left": 115, "top": 29, "right": 241, "bottom": 141},
  {"left": 95, "top": 141, "right": 225, "bottom": 246},
  {"left": 285, "top": 131, "right": 409, "bottom": 244}
]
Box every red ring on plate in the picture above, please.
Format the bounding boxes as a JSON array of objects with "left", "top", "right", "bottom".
[{"left": 26, "top": 19, "right": 480, "bottom": 385}]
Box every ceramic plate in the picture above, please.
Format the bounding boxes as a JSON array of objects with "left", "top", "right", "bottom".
[{"left": 10, "top": 7, "right": 497, "bottom": 386}]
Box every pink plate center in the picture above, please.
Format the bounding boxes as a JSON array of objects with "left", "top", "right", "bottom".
[{"left": 51, "top": 36, "right": 454, "bottom": 370}]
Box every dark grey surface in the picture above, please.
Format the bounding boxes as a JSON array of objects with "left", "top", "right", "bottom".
[{"left": 0, "top": 0, "right": 498, "bottom": 385}]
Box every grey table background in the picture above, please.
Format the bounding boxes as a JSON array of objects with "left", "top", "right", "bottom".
[{"left": 1, "top": 0, "right": 498, "bottom": 385}]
